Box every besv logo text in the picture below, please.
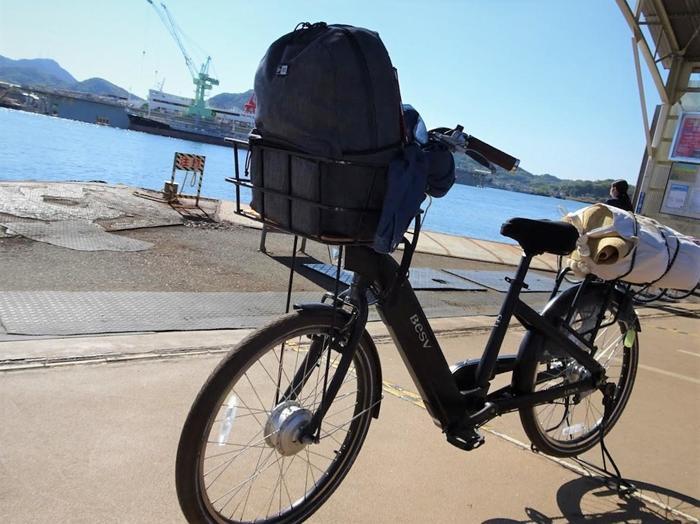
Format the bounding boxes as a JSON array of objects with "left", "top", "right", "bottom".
[{"left": 410, "top": 314, "right": 432, "bottom": 349}]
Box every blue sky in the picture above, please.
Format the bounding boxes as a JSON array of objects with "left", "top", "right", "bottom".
[{"left": 0, "top": 0, "right": 659, "bottom": 182}]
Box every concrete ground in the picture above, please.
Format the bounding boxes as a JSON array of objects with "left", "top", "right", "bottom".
[
  {"left": 0, "top": 181, "right": 558, "bottom": 296},
  {"left": 0, "top": 309, "right": 697, "bottom": 523},
  {"left": 0, "top": 221, "right": 536, "bottom": 294},
  {"left": 1, "top": 182, "right": 698, "bottom": 522},
  {"left": 0, "top": 219, "right": 561, "bottom": 339}
]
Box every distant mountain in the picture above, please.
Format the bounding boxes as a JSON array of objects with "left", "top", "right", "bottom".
[
  {"left": 72, "top": 77, "right": 131, "bottom": 99},
  {"left": 207, "top": 89, "right": 254, "bottom": 111},
  {"left": 454, "top": 154, "right": 632, "bottom": 202},
  {"left": 0, "top": 54, "right": 140, "bottom": 100},
  {"left": 0, "top": 55, "right": 77, "bottom": 87}
]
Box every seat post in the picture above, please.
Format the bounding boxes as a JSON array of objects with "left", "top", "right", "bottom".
[{"left": 474, "top": 252, "right": 533, "bottom": 392}]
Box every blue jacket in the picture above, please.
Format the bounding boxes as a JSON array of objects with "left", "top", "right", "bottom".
[{"left": 373, "top": 143, "right": 427, "bottom": 253}]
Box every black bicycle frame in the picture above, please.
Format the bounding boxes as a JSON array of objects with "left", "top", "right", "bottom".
[{"left": 338, "top": 245, "right": 609, "bottom": 433}]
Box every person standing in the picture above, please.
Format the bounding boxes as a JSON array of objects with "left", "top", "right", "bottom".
[{"left": 606, "top": 179, "right": 634, "bottom": 212}]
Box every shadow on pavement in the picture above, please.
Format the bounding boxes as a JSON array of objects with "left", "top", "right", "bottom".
[
  {"left": 270, "top": 253, "right": 346, "bottom": 293},
  {"left": 482, "top": 476, "right": 699, "bottom": 523},
  {"left": 650, "top": 304, "right": 700, "bottom": 319}
]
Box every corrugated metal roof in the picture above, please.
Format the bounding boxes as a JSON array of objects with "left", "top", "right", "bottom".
[{"left": 642, "top": 0, "right": 700, "bottom": 66}]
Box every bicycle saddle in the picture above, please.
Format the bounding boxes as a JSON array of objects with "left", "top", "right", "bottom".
[{"left": 500, "top": 218, "right": 578, "bottom": 256}]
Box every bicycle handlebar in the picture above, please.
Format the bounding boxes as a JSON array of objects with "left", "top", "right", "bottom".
[
  {"left": 431, "top": 126, "right": 520, "bottom": 172},
  {"left": 465, "top": 135, "right": 519, "bottom": 172}
]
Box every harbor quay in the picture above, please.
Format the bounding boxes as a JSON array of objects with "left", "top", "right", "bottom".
[{"left": 0, "top": 181, "right": 698, "bottom": 522}]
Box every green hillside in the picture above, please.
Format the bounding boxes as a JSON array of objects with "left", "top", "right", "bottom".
[
  {"left": 454, "top": 154, "right": 632, "bottom": 202},
  {"left": 207, "top": 90, "right": 254, "bottom": 111}
]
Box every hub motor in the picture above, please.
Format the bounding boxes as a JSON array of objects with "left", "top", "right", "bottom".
[{"left": 264, "top": 401, "right": 313, "bottom": 456}]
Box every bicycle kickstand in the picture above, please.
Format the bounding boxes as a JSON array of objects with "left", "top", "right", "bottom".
[{"left": 575, "top": 383, "right": 636, "bottom": 498}]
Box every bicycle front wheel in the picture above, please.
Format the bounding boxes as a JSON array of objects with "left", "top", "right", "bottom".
[
  {"left": 514, "top": 284, "right": 639, "bottom": 457},
  {"left": 176, "top": 309, "right": 380, "bottom": 523}
]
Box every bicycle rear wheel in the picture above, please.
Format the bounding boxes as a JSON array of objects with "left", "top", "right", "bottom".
[
  {"left": 514, "top": 284, "right": 639, "bottom": 457},
  {"left": 176, "top": 309, "right": 380, "bottom": 523}
]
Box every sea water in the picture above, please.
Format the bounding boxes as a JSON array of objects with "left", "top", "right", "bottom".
[{"left": 0, "top": 108, "right": 587, "bottom": 243}]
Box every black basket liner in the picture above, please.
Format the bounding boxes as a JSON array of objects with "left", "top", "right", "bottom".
[{"left": 226, "top": 137, "right": 389, "bottom": 245}]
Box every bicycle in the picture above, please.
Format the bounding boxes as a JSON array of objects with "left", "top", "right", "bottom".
[{"left": 175, "top": 129, "right": 641, "bottom": 523}]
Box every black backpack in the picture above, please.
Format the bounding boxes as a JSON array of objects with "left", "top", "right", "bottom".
[
  {"left": 249, "top": 22, "right": 454, "bottom": 247},
  {"left": 249, "top": 23, "right": 404, "bottom": 242},
  {"left": 254, "top": 22, "right": 403, "bottom": 160}
]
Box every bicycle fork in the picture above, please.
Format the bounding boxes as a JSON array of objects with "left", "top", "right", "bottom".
[{"left": 280, "top": 277, "right": 371, "bottom": 444}]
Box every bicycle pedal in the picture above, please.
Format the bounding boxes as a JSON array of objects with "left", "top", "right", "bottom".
[{"left": 446, "top": 427, "right": 485, "bottom": 452}]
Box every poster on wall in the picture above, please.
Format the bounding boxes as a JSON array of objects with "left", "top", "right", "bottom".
[
  {"left": 669, "top": 112, "right": 700, "bottom": 163},
  {"left": 660, "top": 162, "right": 700, "bottom": 220}
]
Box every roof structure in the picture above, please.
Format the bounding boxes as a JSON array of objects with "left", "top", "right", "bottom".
[
  {"left": 616, "top": 1, "right": 700, "bottom": 235},
  {"left": 618, "top": 0, "right": 700, "bottom": 104},
  {"left": 643, "top": 0, "right": 700, "bottom": 66}
]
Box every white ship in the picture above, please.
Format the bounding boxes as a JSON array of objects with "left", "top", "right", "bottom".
[{"left": 127, "top": 89, "right": 255, "bottom": 147}]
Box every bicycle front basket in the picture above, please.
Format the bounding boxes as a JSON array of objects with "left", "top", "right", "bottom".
[{"left": 240, "top": 136, "right": 389, "bottom": 245}]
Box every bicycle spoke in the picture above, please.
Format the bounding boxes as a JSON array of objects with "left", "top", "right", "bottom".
[
  {"left": 321, "top": 399, "right": 380, "bottom": 440},
  {"left": 182, "top": 315, "right": 375, "bottom": 523},
  {"left": 231, "top": 444, "right": 268, "bottom": 520},
  {"left": 213, "top": 449, "right": 284, "bottom": 508},
  {"left": 204, "top": 426, "right": 268, "bottom": 482},
  {"left": 221, "top": 448, "right": 278, "bottom": 515},
  {"left": 245, "top": 372, "right": 272, "bottom": 414},
  {"left": 524, "top": 288, "right": 638, "bottom": 454}
]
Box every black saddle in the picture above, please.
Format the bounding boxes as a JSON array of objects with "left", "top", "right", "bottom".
[{"left": 500, "top": 218, "right": 578, "bottom": 256}]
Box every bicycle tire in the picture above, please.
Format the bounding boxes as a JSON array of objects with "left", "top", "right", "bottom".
[
  {"left": 176, "top": 309, "right": 380, "bottom": 523},
  {"left": 514, "top": 284, "right": 639, "bottom": 458}
]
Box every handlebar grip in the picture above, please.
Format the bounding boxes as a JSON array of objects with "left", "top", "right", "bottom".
[{"left": 466, "top": 136, "right": 519, "bottom": 172}]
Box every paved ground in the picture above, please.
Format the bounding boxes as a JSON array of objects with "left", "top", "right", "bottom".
[
  {"left": 1, "top": 182, "right": 522, "bottom": 295},
  {"left": 0, "top": 181, "right": 562, "bottom": 338},
  {"left": 0, "top": 221, "right": 532, "bottom": 295},
  {"left": 0, "top": 220, "right": 559, "bottom": 340},
  {"left": 0, "top": 310, "right": 697, "bottom": 523},
  {"left": 1, "top": 182, "right": 697, "bottom": 522}
]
